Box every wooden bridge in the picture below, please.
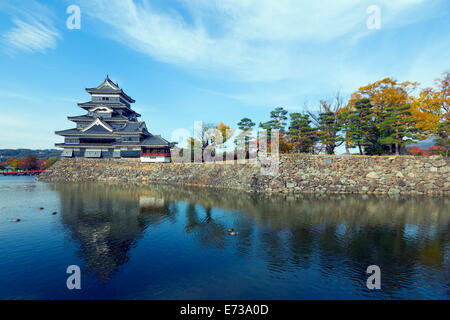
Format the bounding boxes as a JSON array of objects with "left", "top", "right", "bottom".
[{"left": 1, "top": 170, "right": 45, "bottom": 176}]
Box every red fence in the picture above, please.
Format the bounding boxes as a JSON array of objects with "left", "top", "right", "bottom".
[
  {"left": 141, "top": 153, "right": 171, "bottom": 157},
  {"left": 1, "top": 170, "right": 45, "bottom": 175}
]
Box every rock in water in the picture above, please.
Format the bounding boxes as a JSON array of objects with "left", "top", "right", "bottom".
[{"left": 52, "top": 212, "right": 58, "bottom": 215}]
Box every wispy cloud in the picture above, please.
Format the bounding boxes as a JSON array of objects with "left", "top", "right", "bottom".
[
  {"left": 0, "top": 115, "right": 62, "bottom": 149},
  {"left": 0, "top": 90, "right": 79, "bottom": 104},
  {"left": 83, "top": 0, "right": 439, "bottom": 84},
  {"left": 2, "top": 1, "right": 61, "bottom": 54}
]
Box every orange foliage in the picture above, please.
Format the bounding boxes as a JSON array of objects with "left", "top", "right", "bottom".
[
  {"left": 215, "top": 121, "right": 234, "bottom": 143},
  {"left": 348, "top": 77, "right": 445, "bottom": 135},
  {"left": 410, "top": 88, "right": 442, "bottom": 134},
  {"left": 348, "top": 78, "right": 418, "bottom": 113},
  {"left": 434, "top": 71, "right": 450, "bottom": 113}
]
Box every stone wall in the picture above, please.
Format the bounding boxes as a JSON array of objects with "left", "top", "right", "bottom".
[{"left": 38, "top": 155, "right": 450, "bottom": 196}]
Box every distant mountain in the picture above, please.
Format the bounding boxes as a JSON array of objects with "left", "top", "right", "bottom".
[
  {"left": 406, "top": 137, "right": 437, "bottom": 150},
  {"left": 0, "top": 149, "right": 61, "bottom": 161}
]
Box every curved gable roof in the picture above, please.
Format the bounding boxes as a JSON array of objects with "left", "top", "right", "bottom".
[
  {"left": 82, "top": 118, "right": 113, "bottom": 133},
  {"left": 85, "top": 76, "right": 135, "bottom": 103}
]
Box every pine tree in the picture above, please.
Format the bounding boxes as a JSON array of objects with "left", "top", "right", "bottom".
[
  {"left": 259, "top": 120, "right": 277, "bottom": 134},
  {"left": 236, "top": 118, "right": 256, "bottom": 157},
  {"left": 258, "top": 107, "right": 289, "bottom": 153},
  {"left": 237, "top": 118, "right": 256, "bottom": 131},
  {"left": 288, "top": 113, "right": 317, "bottom": 153},
  {"left": 378, "top": 104, "right": 418, "bottom": 154},
  {"left": 344, "top": 99, "right": 385, "bottom": 155},
  {"left": 269, "top": 107, "right": 288, "bottom": 133},
  {"left": 435, "top": 116, "right": 449, "bottom": 157},
  {"left": 317, "top": 111, "right": 343, "bottom": 154}
]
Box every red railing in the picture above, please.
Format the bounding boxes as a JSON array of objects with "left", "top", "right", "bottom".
[
  {"left": 2, "top": 170, "right": 45, "bottom": 175},
  {"left": 141, "top": 153, "right": 171, "bottom": 157}
]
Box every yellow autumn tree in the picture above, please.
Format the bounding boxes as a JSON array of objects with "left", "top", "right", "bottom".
[
  {"left": 410, "top": 88, "right": 441, "bottom": 136},
  {"left": 349, "top": 77, "right": 443, "bottom": 138},
  {"left": 186, "top": 122, "right": 234, "bottom": 162},
  {"left": 411, "top": 72, "right": 450, "bottom": 139},
  {"left": 435, "top": 71, "right": 450, "bottom": 114},
  {"left": 348, "top": 78, "right": 418, "bottom": 113},
  {"left": 215, "top": 121, "right": 234, "bottom": 146},
  {"left": 7, "top": 157, "right": 20, "bottom": 170},
  {"left": 346, "top": 78, "right": 419, "bottom": 154},
  {"left": 434, "top": 72, "right": 450, "bottom": 155}
]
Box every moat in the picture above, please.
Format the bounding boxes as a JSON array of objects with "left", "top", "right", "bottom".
[{"left": 0, "top": 176, "right": 448, "bottom": 299}]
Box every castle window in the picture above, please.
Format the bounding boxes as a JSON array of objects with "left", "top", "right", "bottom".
[{"left": 65, "top": 138, "right": 79, "bottom": 144}]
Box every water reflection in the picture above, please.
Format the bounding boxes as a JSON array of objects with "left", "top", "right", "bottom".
[
  {"left": 54, "top": 184, "right": 174, "bottom": 281},
  {"left": 51, "top": 183, "right": 449, "bottom": 297}
]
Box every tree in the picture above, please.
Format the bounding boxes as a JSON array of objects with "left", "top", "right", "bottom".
[
  {"left": 435, "top": 71, "right": 450, "bottom": 114},
  {"left": 43, "top": 157, "right": 58, "bottom": 169},
  {"left": 269, "top": 107, "right": 288, "bottom": 132},
  {"left": 214, "top": 122, "right": 234, "bottom": 147},
  {"left": 288, "top": 113, "right": 317, "bottom": 153},
  {"left": 378, "top": 104, "right": 418, "bottom": 154},
  {"left": 430, "top": 71, "right": 450, "bottom": 157},
  {"left": 189, "top": 122, "right": 234, "bottom": 162},
  {"left": 316, "top": 108, "right": 343, "bottom": 154},
  {"left": 189, "top": 122, "right": 215, "bottom": 162},
  {"left": 21, "top": 154, "right": 39, "bottom": 170},
  {"left": 410, "top": 88, "right": 442, "bottom": 137},
  {"left": 435, "top": 115, "right": 449, "bottom": 157},
  {"left": 259, "top": 120, "right": 277, "bottom": 133},
  {"left": 278, "top": 135, "right": 294, "bottom": 153},
  {"left": 308, "top": 93, "right": 345, "bottom": 154},
  {"left": 258, "top": 107, "right": 289, "bottom": 153},
  {"left": 237, "top": 118, "right": 256, "bottom": 131},
  {"left": 7, "top": 157, "right": 20, "bottom": 170},
  {"left": 343, "top": 99, "right": 385, "bottom": 155},
  {"left": 258, "top": 120, "right": 277, "bottom": 153},
  {"left": 349, "top": 78, "right": 418, "bottom": 114},
  {"left": 236, "top": 118, "right": 256, "bottom": 158},
  {"left": 347, "top": 78, "right": 419, "bottom": 155}
]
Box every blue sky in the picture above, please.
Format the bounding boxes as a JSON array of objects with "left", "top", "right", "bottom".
[{"left": 0, "top": 0, "right": 449, "bottom": 149}]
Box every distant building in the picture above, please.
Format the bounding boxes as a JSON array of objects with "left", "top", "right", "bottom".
[{"left": 56, "top": 76, "right": 171, "bottom": 162}]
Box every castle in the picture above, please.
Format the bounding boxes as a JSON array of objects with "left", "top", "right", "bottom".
[{"left": 55, "top": 76, "right": 171, "bottom": 162}]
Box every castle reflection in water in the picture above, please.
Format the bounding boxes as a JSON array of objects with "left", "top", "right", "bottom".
[{"left": 50, "top": 183, "right": 449, "bottom": 297}]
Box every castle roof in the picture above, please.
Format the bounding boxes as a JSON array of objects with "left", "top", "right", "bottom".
[
  {"left": 116, "top": 122, "right": 146, "bottom": 133},
  {"left": 141, "top": 135, "right": 170, "bottom": 146},
  {"left": 85, "top": 76, "right": 135, "bottom": 103},
  {"left": 56, "top": 119, "right": 147, "bottom": 136},
  {"left": 68, "top": 115, "right": 130, "bottom": 122}
]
